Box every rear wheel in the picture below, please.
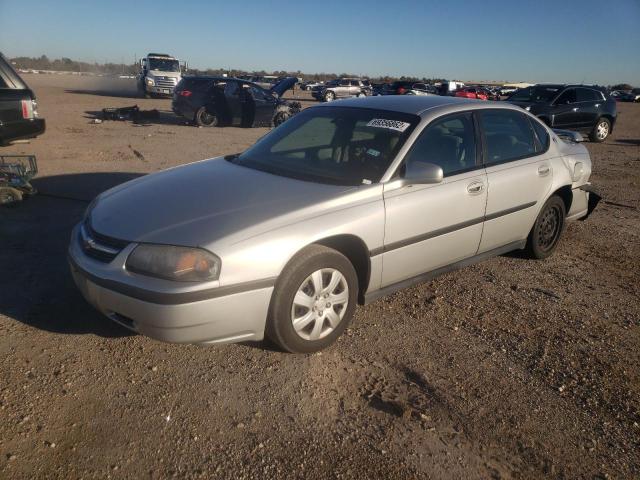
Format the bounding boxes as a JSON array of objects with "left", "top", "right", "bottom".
[
  {"left": 525, "top": 195, "right": 566, "bottom": 259},
  {"left": 589, "top": 117, "right": 610, "bottom": 142},
  {"left": 267, "top": 245, "right": 358, "bottom": 353},
  {"left": 194, "top": 107, "right": 218, "bottom": 127}
]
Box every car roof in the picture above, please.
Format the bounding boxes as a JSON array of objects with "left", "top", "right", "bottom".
[{"left": 315, "top": 95, "right": 523, "bottom": 117}]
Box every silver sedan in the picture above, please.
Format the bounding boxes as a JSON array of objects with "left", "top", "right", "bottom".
[{"left": 69, "top": 96, "right": 597, "bottom": 353}]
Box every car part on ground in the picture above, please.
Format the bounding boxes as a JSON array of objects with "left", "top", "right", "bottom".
[
  {"left": 0, "top": 154, "right": 38, "bottom": 206},
  {"left": 0, "top": 52, "right": 46, "bottom": 146},
  {"left": 172, "top": 76, "right": 299, "bottom": 128},
  {"left": 101, "top": 105, "right": 160, "bottom": 123},
  {"left": 506, "top": 84, "right": 617, "bottom": 142},
  {"left": 69, "top": 95, "right": 598, "bottom": 353}
]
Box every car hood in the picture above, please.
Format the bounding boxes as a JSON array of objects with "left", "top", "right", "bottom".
[
  {"left": 90, "top": 158, "right": 356, "bottom": 247},
  {"left": 270, "top": 77, "right": 298, "bottom": 97}
]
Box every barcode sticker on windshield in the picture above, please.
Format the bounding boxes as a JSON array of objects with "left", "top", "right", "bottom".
[{"left": 366, "top": 118, "right": 410, "bottom": 132}]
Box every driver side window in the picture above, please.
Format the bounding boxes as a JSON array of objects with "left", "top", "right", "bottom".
[{"left": 403, "top": 113, "right": 476, "bottom": 177}]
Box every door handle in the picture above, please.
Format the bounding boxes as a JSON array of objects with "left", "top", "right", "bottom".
[
  {"left": 467, "top": 182, "right": 484, "bottom": 195},
  {"left": 538, "top": 165, "right": 551, "bottom": 176}
]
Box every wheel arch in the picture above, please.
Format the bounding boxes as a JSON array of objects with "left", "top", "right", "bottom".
[
  {"left": 312, "top": 234, "right": 371, "bottom": 305},
  {"left": 549, "top": 184, "right": 573, "bottom": 213}
]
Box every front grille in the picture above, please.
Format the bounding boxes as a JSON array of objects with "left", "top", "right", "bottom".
[
  {"left": 79, "top": 220, "right": 129, "bottom": 263},
  {"left": 155, "top": 77, "right": 177, "bottom": 89}
]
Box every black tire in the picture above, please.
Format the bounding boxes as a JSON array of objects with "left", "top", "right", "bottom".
[
  {"left": 525, "top": 195, "right": 566, "bottom": 259},
  {"left": 267, "top": 245, "right": 358, "bottom": 353},
  {"left": 194, "top": 106, "right": 218, "bottom": 127},
  {"left": 272, "top": 110, "right": 290, "bottom": 127},
  {"left": 589, "top": 117, "right": 611, "bottom": 143},
  {"left": 324, "top": 91, "right": 335, "bottom": 102},
  {"left": 0, "top": 187, "right": 23, "bottom": 206}
]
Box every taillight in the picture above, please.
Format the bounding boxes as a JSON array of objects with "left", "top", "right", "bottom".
[
  {"left": 179, "top": 90, "right": 192, "bottom": 97},
  {"left": 21, "top": 100, "right": 35, "bottom": 119},
  {"left": 398, "top": 87, "right": 406, "bottom": 94}
]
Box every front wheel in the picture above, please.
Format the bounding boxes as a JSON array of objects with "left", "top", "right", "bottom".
[
  {"left": 272, "top": 110, "right": 290, "bottom": 127},
  {"left": 589, "top": 117, "right": 611, "bottom": 142},
  {"left": 525, "top": 195, "right": 566, "bottom": 259},
  {"left": 324, "top": 91, "right": 335, "bottom": 102},
  {"left": 267, "top": 245, "right": 358, "bottom": 353}
]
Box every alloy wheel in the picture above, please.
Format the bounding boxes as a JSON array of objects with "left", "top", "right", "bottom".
[{"left": 596, "top": 121, "right": 609, "bottom": 140}]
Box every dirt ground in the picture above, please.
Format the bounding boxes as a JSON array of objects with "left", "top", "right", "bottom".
[{"left": 1, "top": 74, "right": 639, "bottom": 479}]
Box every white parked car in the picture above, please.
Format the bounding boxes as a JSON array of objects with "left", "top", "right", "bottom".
[{"left": 69, "top": 96, "right": 598, "bottom": 353}]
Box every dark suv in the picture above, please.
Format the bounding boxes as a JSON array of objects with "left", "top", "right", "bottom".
[
  {"left": 0, "top": 53, "right": 45, "bottom": 146},
  {"left": 507, "top": 84, "right": 616, "bottom": 142},
  {"left": 172, "top": 76, "right": 298, "bottom": 127}
]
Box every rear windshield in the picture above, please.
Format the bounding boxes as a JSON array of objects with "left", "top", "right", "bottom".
[
  {"left": 233, "top": 107, "right": 420, "bottom": 185},
  {"left": 180, "top": 78, "right": 215, "bottom": 88}
]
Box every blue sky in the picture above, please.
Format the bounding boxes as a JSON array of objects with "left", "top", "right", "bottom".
[{"left": 1, "top": 0, "right": 639, "bottom": 84}]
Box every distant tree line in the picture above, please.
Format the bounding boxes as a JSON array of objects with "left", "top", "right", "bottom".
[
  {"left": 9, "top": 55, "right": 449, "bottom": 84},
  {"left": 10, "top": 55, "right": 138, "bottom": 75},
  {"left": 9, "top": 56, "right": 636, "bottom": 88}
]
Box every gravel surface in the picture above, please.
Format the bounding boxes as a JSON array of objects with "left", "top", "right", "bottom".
[{"left": 1, "top": 75, "right": 638, "bottom": 479}]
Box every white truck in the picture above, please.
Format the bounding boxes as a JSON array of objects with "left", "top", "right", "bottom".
[{"left": 137, "top": 53, "right": 187, "bottom": 98}]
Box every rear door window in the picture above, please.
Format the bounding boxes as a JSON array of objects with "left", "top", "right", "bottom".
[
  {"left": 529, "top": 117, "right": 550, "bottom": 153},
  {"left": 576, "top": 88, "right": 601, "bottom": 102},
  {"left": 403, "top": 112, "right": 477, "bottom": 176},
  {"left": 479, "top": 110, "right": 537, "bottom": 164},
  {"left": 555, "top": 88, "right": 577, "bottom": 104}
]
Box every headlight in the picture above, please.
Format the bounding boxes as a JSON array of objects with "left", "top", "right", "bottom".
[
  {"left": 126, "top": 244, "right": 221, "bottom": 282},
  {"left": 145, "top": 77, "right": 155, "bottom": 86}
]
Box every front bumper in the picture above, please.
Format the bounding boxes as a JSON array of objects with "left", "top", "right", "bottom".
[
  {"left": 146, "top": 85, "right": 175, "bottom": 95},
  {"left": 68, "top": 225, "right": 273, "bottom": 344}
]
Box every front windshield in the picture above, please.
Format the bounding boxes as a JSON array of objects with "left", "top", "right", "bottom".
[
  {"left": 233, "top": 107, "right": 419, "bottom": 186},
  {"left": 509, "top": 86, "right": 560, "bottom": 103},
  {"left": 148, "top": 58, "right": 180, "bottom": 72}
]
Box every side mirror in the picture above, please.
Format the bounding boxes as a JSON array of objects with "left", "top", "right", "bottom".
[{"left": 402, "top": 161, "right": 443, "bottom": 185}]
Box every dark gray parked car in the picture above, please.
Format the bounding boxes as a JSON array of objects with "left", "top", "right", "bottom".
[{"left": 507, "top": 84, "right": 617, "bottom": 142}]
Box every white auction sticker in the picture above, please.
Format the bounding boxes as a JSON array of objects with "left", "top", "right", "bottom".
[{"left": 366, "top": 118, "right": 410, "bottom": 132}]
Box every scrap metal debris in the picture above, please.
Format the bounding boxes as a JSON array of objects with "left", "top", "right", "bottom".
[
  {"left": 101, "top": 105, "right": 160, "bottom": 124},
  {"left": 128, "top": 145, "right": 146, "bottom": 161}
]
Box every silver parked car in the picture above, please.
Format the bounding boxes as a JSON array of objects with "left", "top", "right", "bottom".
[
  {"left": 311, "top": 78, "right": 370, "bottom": 102},
  {"left": 69, "top": 96, "right": 597, "bottom": 353}
]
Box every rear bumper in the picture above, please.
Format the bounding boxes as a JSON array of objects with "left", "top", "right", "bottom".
[
  {"left": 566, "top": 185, "right": 600, "bottom": 222},
  {"left": 68, "top": 224, "right": 273, "bottom": 344},
  {"left": 0, "top": 118, "right": 45, "bottom": 146},
  {"left": 171, "top": 98, "right": 196, "bottom": 119}
]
